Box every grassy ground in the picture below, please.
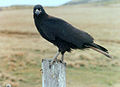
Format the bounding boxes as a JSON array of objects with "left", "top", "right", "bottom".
[{"left": 0, "top": 5, "right": 120, "bottom": 87}]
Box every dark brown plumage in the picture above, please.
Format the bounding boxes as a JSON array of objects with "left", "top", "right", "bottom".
[{"left": 33, "top": 5, "right": 111, "bottom": 63}]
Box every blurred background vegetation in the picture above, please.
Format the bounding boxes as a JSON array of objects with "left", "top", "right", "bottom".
[{"left": 0, "top": 0, "right": 120, "bottom": 87}]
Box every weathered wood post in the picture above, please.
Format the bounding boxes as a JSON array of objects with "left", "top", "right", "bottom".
[{"left": 42, "top": 59, "right": 66, "bottom": 87}]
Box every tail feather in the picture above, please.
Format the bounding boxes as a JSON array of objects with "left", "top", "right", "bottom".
[
  {"left": 85, "top": 43, "right": 112, "bottom": 58},
  {"left": 90, "top": 43, "right": 108, "bottom": 53}
]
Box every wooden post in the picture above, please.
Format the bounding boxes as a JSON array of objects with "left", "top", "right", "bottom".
[{"left": 42, "top": 59, "right": 66, "bottom": 87}]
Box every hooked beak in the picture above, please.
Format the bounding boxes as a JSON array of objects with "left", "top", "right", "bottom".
[{"left": 35, "top": 9, "right": 41, "bottom": 15}]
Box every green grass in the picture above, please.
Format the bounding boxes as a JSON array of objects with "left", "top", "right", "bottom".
[
  {"left": 66, "top": 66, "right": 120, "bottom": 87},
  {"left": 11, "top": 64, "right": 120, "bottom": 87}
]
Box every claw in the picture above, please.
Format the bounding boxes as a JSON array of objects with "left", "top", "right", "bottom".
[
  {"left": 49, "top": 59, "right": 57, "bottom": 69},
  {"left": 57, "top": 59, "right": 63, "bottom": 63},
  {"left": 49, "top": 59, "right": 66, "bottom": 68},
  {"left": 49, "top": 51, "right": 60, "bottom": 69}
]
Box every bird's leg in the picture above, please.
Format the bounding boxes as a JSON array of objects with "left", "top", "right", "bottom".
[
  {"left": 52, "top": 51, "right": 60, "bottom": 62},
  {"left": 61, "top": 54, "right": 64, "bottom": 62},
  {"left": 60, "top": 52, "right": 66, "bottom": 66},
  {"left": 49, "top": 51, "right": 60, "bottom": 68},
  {"left": 59, "top": 52, "right": 65, "bottom": 63}
]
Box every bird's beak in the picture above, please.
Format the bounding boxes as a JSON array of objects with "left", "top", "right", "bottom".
[{"left": 35, "top": 9, "right": 41, "bottom": 15}]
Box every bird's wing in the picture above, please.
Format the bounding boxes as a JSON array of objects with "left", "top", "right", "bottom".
[{"left": 41, "top": 17, "right": 94, "bottom": 47}]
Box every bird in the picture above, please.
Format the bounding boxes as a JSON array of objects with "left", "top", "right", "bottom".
[{"left": 33, "top": 5, "right": 112, "bottom": 65}]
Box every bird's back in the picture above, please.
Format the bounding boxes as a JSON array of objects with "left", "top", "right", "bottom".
[{"left": 39, "top": 16, "right": 94, "bottom": 48}]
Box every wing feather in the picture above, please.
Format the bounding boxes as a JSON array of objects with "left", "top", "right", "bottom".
[{"left": 41, "top": 17, "right": 94, "bottom": 48}]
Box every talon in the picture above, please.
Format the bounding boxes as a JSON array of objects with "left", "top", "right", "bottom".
[
  {"left": 58, "top": 60, "right": 62, "bottom": 63},
  {"left": 59, "top": 60, "right": 63, "bottom": 63},
  {"left": 52, "top": 60, "right": 57, "bottom": 64},
  {"left": 49, "top": 60, "right": 56, "bottom": 69}
]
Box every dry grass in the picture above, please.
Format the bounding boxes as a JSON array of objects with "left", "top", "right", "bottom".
[{"left": 0, "top": 5, "right": 120, "bottom": 87}]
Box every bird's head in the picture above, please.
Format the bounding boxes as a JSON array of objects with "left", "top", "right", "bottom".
[{"left": 33, "top": 5, "right": 46, "bottom": 16}]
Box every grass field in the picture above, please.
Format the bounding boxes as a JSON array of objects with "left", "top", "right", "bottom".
[{"left": 0, "top": 5, "right": 120, "bottom": 87}]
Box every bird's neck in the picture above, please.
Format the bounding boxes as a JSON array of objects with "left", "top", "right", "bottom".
[
  {"left": 34, "top": 13, "right": 48, "bottom": 20},
  {"left": 34, "top": 13, "right": 48, "bottom": 28}
]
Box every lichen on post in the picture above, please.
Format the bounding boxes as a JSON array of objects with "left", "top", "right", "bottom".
[{"left": 42, "top": 59, "right": 66, "bottom": 87}]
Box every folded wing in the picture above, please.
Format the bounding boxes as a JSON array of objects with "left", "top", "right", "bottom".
[{"left": 41, "top": 16, "right": 94, "bottom": 48}]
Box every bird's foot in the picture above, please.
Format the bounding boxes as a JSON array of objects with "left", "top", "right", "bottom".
[
  {"left": 59, "top": 60, "right": 66, "bottom": 66},
  {"left": 57, "top": 59, "right": 63, "bottom": 63},
  {"left": 49, "top": 59, "right": 57, "bottom": 69},
  {"left": 49, "top": 59, "right": 66, "bottom": 68}
]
